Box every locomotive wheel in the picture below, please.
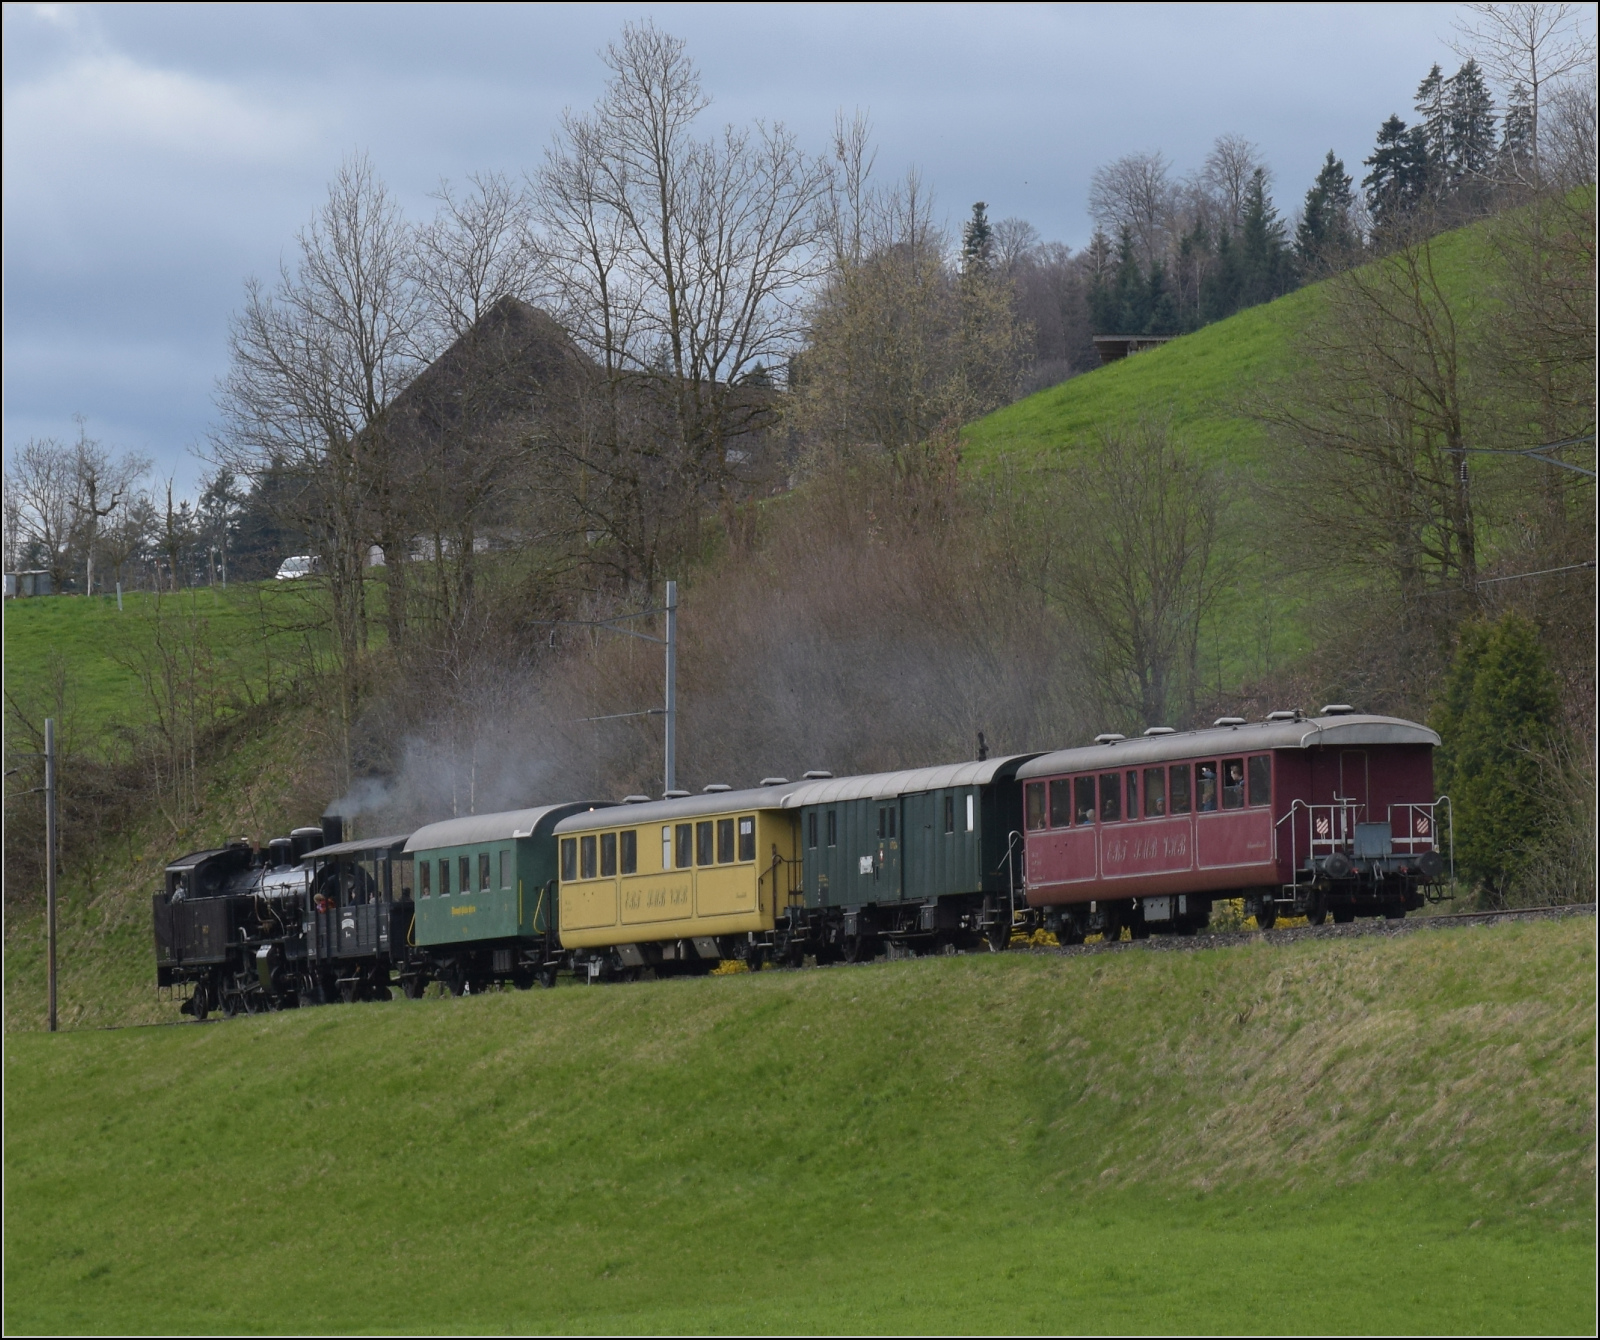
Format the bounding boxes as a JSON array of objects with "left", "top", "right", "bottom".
[
  {"left": 190, "top": 984, "right": 211, "bottom": 1021},
  {"left": 1383, "top": 905, "right": 1406, "bottom": 921}
]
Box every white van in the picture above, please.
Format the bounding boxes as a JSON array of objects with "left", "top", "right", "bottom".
[{"left": 275, "top": 555, "right": 320, "bottom": 580}]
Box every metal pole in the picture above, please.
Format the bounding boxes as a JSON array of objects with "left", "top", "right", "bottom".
[
  {"left": 664, "top": 580, "right": 677, "bottom": 795},
  {"left": 45, "top": 717, "right": 58, "bottom": 1033}
]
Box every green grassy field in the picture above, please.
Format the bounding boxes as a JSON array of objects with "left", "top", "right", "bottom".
[
  {"left": 6, "top": 916, "right": 1593, "bottom": 1335},
  {"left": 2, "top": 581, "right": 342, "bottom": 747}
]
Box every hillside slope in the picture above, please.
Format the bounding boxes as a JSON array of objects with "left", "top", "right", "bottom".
[
  {"left": 961, "top": 220, "right": 1493, "bottom": 468},
  {"left": 6, "top": 916, "right": 1593, "bottom": 1334}
]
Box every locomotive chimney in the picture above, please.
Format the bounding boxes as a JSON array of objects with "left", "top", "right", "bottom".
[{"left": 320, "top": 813, "right": 344, "bottom": 848}]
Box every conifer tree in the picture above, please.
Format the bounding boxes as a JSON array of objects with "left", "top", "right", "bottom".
[
  {"left": 1237, "top": 168, "right": 1290, "bottom": 306},
  {"left": 1295, "top": 150, "right": 1357, "bottom": 271},
  {"left": 1430, "top": 613, "right": 1562, "bottom": 903},
  {"left": 961, "top": 201, "right": 993, "bottom": 272},
  {"left": 1363, "top": 113, "right": 1430, "bottom": 231},
  {"left": 1497, "top": 82, "right": 1533, "bottom": 181},
  {"left": 1200, "top": 228, "right": 1241, "bottom": 323},
  {"left": 1446, "top": 58, "right": 1497, "bottom": 185},
  {"left": 1413, "top": 63, "right": 1450, "bottom": 186}
]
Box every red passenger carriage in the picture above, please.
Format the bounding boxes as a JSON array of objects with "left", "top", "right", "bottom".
[{"left": 1017, "top": 708, "right": 1447, "bottom": 941}]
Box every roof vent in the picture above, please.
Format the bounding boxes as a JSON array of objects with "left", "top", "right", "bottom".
[
  {"left": 663, "top": 789, "right": 690, "bottom": 799},
  {"left": 1143, "top": 726, "right": 1175, "bottom": 736},
  {"left": 1214, "top": 716, "right": 1246, "bottom": 727},
  {"left": 803, "top": 770, "right": 833, "bottom": 779},
  {"left": 760, "top": 777, "right": 789, "bottom": 786},
  {"left": 1266, "top": 710, "right": 1297, "bottom": 721},
  {"left": 1094, "top": 733, "right": 1126, "bottom": 744},
  {"left": 703, "top": 783, "right": 731, "bottom": 793},
  {"left": 622, "top": 794, "right": 651, "bottom": 804},
  {"left": 1320, "top": 704, "right": 1355, "bottom": 716}
]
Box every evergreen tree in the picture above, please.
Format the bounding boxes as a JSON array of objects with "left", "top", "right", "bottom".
[
  {"left": 1109, "top": 227, "right": 1148, "bottom": 332},
  {"left": 1445, "top": 58, "right": 1497, "bottom": 186},
  {"left": 1200, "top": 227, "right": 1242, "bottom": 323},
  {"left": 1363, "top": 113, "right": 1430, "bottom": 230},
  {"left": 1497, "top": 82, "right": 1533, "bottom": 181},
  {"left": 1236, "top": 168, "right": 1290, "bottom": 306},
  {"left": 1413, "top": 63, "right": 1450, "bottom": 186},
  {"left": 961, "top": 201, "right": 993, "bottom": 272},
  {"left": 1145, "top": 261, "right": 1179, "bottom": 335},
  {"left": 1430, "top": 613, "right": 1562, "bottom": 903},
  {"left": 1295, "top": 150, "right": 1357, "bottom": 271}
]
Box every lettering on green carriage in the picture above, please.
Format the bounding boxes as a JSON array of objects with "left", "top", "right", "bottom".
[{"left": 451, "top": 904, "right": 475, "bottom": 916}]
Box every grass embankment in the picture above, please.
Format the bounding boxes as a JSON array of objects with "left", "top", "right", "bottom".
[{"left": 7, "top": 917, "right": 1593, "bottom": 1335}]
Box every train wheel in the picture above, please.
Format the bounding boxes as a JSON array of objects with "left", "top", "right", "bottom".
[
  {"left": 1383, "top": 905, "right": 1406, "bottom": 921},
  {"left": 984, "top": 901, "right": 1010, "bottom": 954},
  {"left": 1332, "top": 906, "right": 1355, "bottom": 924},
  {"left": 841, "top": 934, "right": 873, "bottom": 963},
  {"left": 190, "top": 984, "right": 210, "bottom": 1021},
  {"left": 1255, "top": 902, "right": 1278, "bottom": 931},
  {"left": 536, "top": 967, "right": 558, "bottom": 989}
]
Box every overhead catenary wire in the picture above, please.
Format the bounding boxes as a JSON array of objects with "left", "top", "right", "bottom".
[{"left": 1441, "top": 431, "right": 1597, "bottom": 478}]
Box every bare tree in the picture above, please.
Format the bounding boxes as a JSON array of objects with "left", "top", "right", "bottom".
[
  {"left": 1452, "top": 2, "right": 1597, "bottom": 187},
  {"left": 532, "top": 20, "right": 828, "bottom": 585},
  {"left": 68, "top": 419, "right": 148, "bottom": 596},
  {"left": 8, "top": 438, "right": 76, "bottom": 590},
  {"left": 1201, "top": 134, "right": 1271, "bottom": 234},
  {"left": 1088, "top": 151, "right": 1174, "bottom": 269},
  {"left": 1029, "top": 423, "right": 1227, "bottom": 730},
  {"left": 217, "top": 153, "right": 424, "bottom": 772}
]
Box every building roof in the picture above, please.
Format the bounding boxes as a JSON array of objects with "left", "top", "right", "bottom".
[
  {"left": 1016, "top": 715, "right": 1439, "bottom": 780},
  {"left": 405, "top": 803, "right": 611, "bottom": 852}
]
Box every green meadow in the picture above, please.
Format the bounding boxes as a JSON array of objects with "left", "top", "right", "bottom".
[{"left": 6, "top": 916, "right": 1593, "bottom": 1335}]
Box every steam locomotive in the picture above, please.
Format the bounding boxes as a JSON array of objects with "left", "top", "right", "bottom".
[{"left": 153, "top": 708, "right": 1450, "bottom": 1014}]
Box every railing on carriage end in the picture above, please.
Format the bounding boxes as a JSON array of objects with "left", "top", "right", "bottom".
[
  {"left": 1394, "top": 796, "right": 1454, "bottom": 888},
  {"left": 1275, "top": 797, "right": 1453, "bottom": 883},
  {"left": 759, "top": 853, "right": 806, "bottom": 917}
]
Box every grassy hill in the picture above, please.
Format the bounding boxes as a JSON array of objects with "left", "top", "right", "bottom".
[
  {"left": 6, "top": 915, "right": 1592, "bottom": 1334},
  {"left": 961, "top": 221, "right": 1494, "bottom": 469}
]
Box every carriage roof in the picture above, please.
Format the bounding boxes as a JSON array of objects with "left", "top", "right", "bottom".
[{"left": 1016, "top": 715, "right": 1440, "bottom": 780}]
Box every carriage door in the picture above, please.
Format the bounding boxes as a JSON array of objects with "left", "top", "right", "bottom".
[
  {"left": 1338, "top": 751, "right": 1370, "bottom": 853},
  {"left": 875, "top": 801, "right": 904, "bottom": 901}
]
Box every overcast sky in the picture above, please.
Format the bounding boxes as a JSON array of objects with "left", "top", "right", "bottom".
[{"left": 4, "top": 1, "right": 1479, "bottom": 495}]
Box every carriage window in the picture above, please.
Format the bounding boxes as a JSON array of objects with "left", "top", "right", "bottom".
[
  {"left": 1049, "top": 779, "right": 1071, "bottom": 827},
  {"left": 420, "top": 859, "right": 431, "bottom": 897},
  {"left": 1075, "top": 775, "right": 1096, "bottom": 825},
  {"left": 400, "top": 856, "right": 413, "bottom": 900},
  {"left": 1222, "top": 758, "right": 1246, "bottom": 810},
  {"left": 944, "top": 795, "right": 956, "bottom": 834},
  {"left": 966, "top": 793, "right": 974, "bottom": 832},
  {"left": 889, "top": 808, "right": 897, "bottom": 838},
  {"left": 479, "top": 852, "right": 491, "bottom": 891},
  {"left": 696, "top": 820, "right": 714, "bottom": 866},
  {"left": 440, "top": 857, "right": 452, "bottom": 895},
  {"left": 1197, "top": 762, "right": 1219, "bottom": 812},
  {"left": 1025, "top": 782, "right": 1046, "bottom": 831},
  {"left": 460, "top": 855, "right": 473, "bottom": 894},
  {"left": 717, "top": 818, "right": 735, "bottom": 863},
  {"left": 600, "top": 832, "right": 617, "bottom": 877},
  {"left": 738, "top": 816, "right": 755, "bottom": 862},
  {"left": 1170, "top": 764, "right": 1192, "bottom": 814},
  {"left": 579, "top": 836, "right": 597, "bottom": 880},
  {"left": 808, "top": 812, "right": 818, "bottom": 849},
  {"left": 1126, "top": 770, "right": 1139, "bottom": 819},
  {"left": 1144, "top": 768, "right": 1166, "bottom": 817},
  {"left": 1248, "top": 755, "right": 1272, "bottom": 807},
  {"left": 662, "top": 826, "right": 673, "bottom": 870},
  {"left": 827, "top": 811, "right": 837, "bottom": 846},
  {"left": 1099, "top": 774, "right": 1121, "bottom": 822},
  {"left": 621, "top": 830, "right": 637, "bottom": 874},
  {"left": 499, "top": 849, "right": 509, "bottom": 889},
  {"left": 675, "top": 824, "right": 693, "bottom": 869}
]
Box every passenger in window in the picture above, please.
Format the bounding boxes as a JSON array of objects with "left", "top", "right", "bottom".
[
  {"left": 1144, "top": 768, "right": 1166, "bottom": 817},
  {"left": 1099, "top": 773, "right": 1121, "bottom": 822},
  {"left": 1222, "top": 758, "right": 1245, "bottom": 810},
  {"left": 1075, "top": 776, "right": 1096, "bottom": 825},
  {"left": 1197, "top": 762, "right": 1218, "bottom": 813}
]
